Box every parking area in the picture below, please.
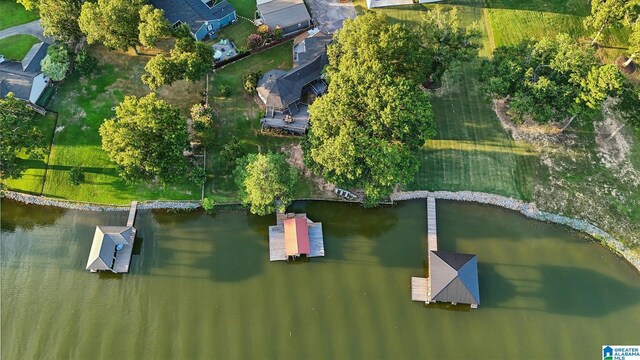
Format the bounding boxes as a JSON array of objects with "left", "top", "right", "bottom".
[{"left": 305, "top": 0, "right": 356, "bottom": 34}]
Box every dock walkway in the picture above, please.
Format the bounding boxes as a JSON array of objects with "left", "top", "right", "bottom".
[
  {"left": 427, "top": 195, "right": 437, "bottom": 252},
  {"left": 127, "top": 201, "right": 138, "bottom": 227},
  {"left": 411, "top": 277, "right": 428, "bottom": 302}
]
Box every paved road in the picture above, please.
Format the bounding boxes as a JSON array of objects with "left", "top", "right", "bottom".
[{"left": 0, "top": 19, "right": 52, "bottom": 43}]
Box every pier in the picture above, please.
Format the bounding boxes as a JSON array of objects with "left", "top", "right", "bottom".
[
  {"left": 411, "top": 194, "right": 480, "bottom": 308},
  {"left": 86, "top": 201, "right": 138, "bottom": 273},
  {"left": 269, "top": 212, "right": 325, "bottom": 261}
]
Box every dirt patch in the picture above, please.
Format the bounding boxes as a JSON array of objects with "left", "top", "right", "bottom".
[
  {"left": 281, "top": 143, "right": 335, "bottom": 196},
  {"left": 595, "top": 98, "right": 640, "bottom": 187}
]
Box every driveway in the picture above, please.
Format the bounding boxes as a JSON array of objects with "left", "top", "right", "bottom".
[
  {"left": 306, "top": 0, "right": 356, "bottom": 34},
  {"left": 0, "top": 19, "right": 52, "bottom": 43}
]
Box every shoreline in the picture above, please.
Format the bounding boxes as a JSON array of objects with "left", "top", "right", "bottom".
[{"left": 3, "top": 189, "right": 639, "bottom": 272}]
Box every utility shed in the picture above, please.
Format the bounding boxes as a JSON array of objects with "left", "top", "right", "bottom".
[
  {"left": 86, "top": 226, "right": 136, "bottom": 273},
  {"left": 256, "top": 0, "right": 311, "bottom": 35},
  {"left": 428, "top": 251, "right": 480, "bottom": 307}
]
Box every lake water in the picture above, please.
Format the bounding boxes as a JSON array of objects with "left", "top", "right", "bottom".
[{"left": 2, "top": 199, "right": 639, "bottom": 359}]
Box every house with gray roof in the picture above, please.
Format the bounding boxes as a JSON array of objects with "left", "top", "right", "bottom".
[
  {"left": 151, "top": 0, "right": 237, "bottom": 41},
  {"left": 257, "top": 30, "right": 330, "bottom": 134},
  {"left": 256, "top": 0, "right": 311, "bottom": 35},
  {"left": 0, "top": 42, "right": 50, "bottom": 104}
]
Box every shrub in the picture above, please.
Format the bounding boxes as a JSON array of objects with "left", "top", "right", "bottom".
[
  {"left": 41, "top": 44, "right": 70, "bottom": 81},
  {"left": 221, "top": 136, "right": 243, "bottom": 164},
  {"left": 274, "top": 27, "right": 283, "bottom": 40},
  {"left": 189, "top": 166, "right": 207, "bottom": 185},
  {"left": 219, "top": 85, "right": 231, "bottom": 97},
  {"left": 75, "top": 48, "right": 97, "bottom": 76},
  {"left": 69, "top": 167, "right": 85, "bottom": 185},
  {"left": 243, "top": 71, "right": 262, "bottom": 93},
  {"left": 247, "top": 34, "right": 264, "bottom": 50},
  {"left": 201, "top": 197, "right": 215, "bottom": 214},
  {"left": 257, "top": 24, "right": 270, "bottom": 37}
]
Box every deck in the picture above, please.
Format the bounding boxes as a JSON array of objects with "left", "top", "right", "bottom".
[
  {"left": 427, "top": 195, "right": 437, "bottom": 252},
  {"left": 260, "top": 105, "right": 309, "bottom": 134},
  {"left": 112, "top": 228, "right": 137, "bottom": 273},
  {"left": 411, "top": 277, "right": 428, "bottom": 302},
  {"left": 269, "top": 213, "right": 325, "bottom": 261}
]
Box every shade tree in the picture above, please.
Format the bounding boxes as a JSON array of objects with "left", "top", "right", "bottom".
[
  {"left": 99, "top": 93, "right": 189, "bottom": 184},
  {"left": 234, "top": 152, "right": 298, "bottom": 215}
]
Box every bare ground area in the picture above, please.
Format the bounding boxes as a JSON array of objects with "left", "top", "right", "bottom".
[
  {"left": 493, "top": 99, "right": 640, "bottom": 254},
  {"left": 281, "top": 144, "right": 337, "bottom": 198}
]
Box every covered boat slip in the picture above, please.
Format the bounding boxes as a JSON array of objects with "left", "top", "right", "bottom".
[
  {"left": 411, "top": 194, "right": 480, "bottom": 308},
  {"left": 269, "top": 212, "right": 325, "bottom": 261},
  {"left": 86, "top": 202, "right": 138, "bottom": 273}
]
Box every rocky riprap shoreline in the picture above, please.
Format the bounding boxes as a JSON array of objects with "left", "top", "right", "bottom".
[
  {"left": 391, "top": 190, "right": 640, "bottom": 271},
  {"left": 3, "top": 189, "right": 638, "bottom": 271},
  {"left": 2, "top": 191, "right": 199, "bottom": 212}
]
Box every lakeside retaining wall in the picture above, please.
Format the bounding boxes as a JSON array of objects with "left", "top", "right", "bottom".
[{"left": 3, "top": 189, "right": 639, "bottom": 271}]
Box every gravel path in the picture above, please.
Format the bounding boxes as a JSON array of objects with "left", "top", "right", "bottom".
[{"left": 0, "top": 19, "right": 52, "bottom": 43}]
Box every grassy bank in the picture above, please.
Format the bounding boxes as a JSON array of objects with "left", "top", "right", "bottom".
[
  {"left": 0, "top": 34, "right": 39, "bottom": 60},
  {"left": 204, "top": 41, "right": 318, "bottom": 203},
  {"left": 35, "top": 44, "right": 202, "bottom": 204},
  {"left": 0, "top": 0, "right": 39, "bottom": 30}
]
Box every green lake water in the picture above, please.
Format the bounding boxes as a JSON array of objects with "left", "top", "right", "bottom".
[{"left": 1, "top": 199, "right": 639, "bottom": 359}]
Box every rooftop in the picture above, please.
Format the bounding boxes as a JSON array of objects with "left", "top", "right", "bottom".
[
  {"left": 257, "top": 0, "right": 311, "bottom": 30},
  {"left": 428, "top": 250, "right": 480, "bottom": 306},
  {"left": 150, "top": 0, "right": 236, "bottom": 32},
  {"left": 86, "top": 226, "right": 136, "bottom": 273}
]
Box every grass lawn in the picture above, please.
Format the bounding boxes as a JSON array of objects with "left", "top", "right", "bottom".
[
  {"left": 0, "top": 34, "right": 39, "bottom": 60},
  {"left": 216, "top": 19, "right": 256, "bottom": 50},
  {"left": 36, "top": 44, "right": 203, "bottom": 205},
  {"left": 1, "top": 113, "right": 57, "bottom": 194},
  {"left": 227, "top": 0, "right": 256, "bottom": 18},
  {"left": 410, "top": 63, "right": 537, "bottom": 200},
  {"left": 0, "top": 0, "right": 39, "bottom": 30},
  {"left": 205, "top": 41, "right": 317, "bottom": 202}
]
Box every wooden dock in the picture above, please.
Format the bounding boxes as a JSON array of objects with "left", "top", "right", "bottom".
[
  {"left": 112, "top": 228, "right": 137, "bottom": 273},
  {"left": 427, "top": 195, "right": 437, "bottom": 252},
  {"left": 269, "top": 213, "right": 325, "bottom": 261},
  {"left": 411, "top": 277, "right": 428, "bottom": 302},
  {"left": 127, "top": 201, "right": 138, "bottom": 227}
]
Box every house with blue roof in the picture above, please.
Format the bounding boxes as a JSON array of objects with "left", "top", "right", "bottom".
[{"left": 151, "top": 0, "right": 237, "bottom": 41}]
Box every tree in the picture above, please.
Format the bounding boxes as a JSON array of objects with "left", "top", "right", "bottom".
[
  {"left": 221, "top": 137, "right": 243, "bottom": 165},
  {"left": 623, "top": 20, "right": 640, "bottom": 67},
  {"left": 306, "top": 14, "right": 435, "bottom": 206},
  {"left": 614, "top": 84, "right": 640, "bottom": 131},
  {"left": 201, "top": 197, "right": 216, "bottom": 214},
  {"left": 480, "top": 34, "right": 622, "bottom": 128},
  {"left": 39, "top": 0, "right": 82, "bottom": 42},
  {"left": 17, "top": 0, "right": 39, "bottom": 11},
  {"left": 75, "top": 48, "right": 98, "bottom": 76},
  {"left": 0, "top": 94, "right": 45, "bottom": 179},
  {"left": 138, "top": 5, "right": 170, "bottom": 48},
  {"left": 417, "top": 7, "right": 482, "bottom": 86},
  {"left": 234, "top": 152, "right": 298, "bottom": 215},
  {"left": 583, "top": 0, "right": 629, "bottom": 45},
  {"left": 142, "top": 54, "right": 182, "bottom": 90},
  {"left": 326, "top": 13, "right": 423, "bottom": 84},
  {"left": 40, "top": 44, "right": 70, "bottom": 81},
  {"left": 99, "top": 93, "right": 188, "bottom": 183},
  {"left": 79, "top": 0, "right": 144, "bottom": 53},
  {"left": 243, "top": 71, "right": 262, "bottom": 93},
  {"left": 142, "top": 38, "right": 212, "bottom": 89}
]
